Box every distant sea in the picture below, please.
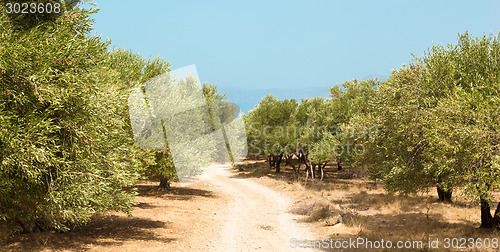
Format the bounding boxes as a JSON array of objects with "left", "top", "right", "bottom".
[
  {"left": 218, "top": 75, "right": 388, "bottom": 114},
  {"left": 217, "top": 85, "right": 332, "bottom": 114}
]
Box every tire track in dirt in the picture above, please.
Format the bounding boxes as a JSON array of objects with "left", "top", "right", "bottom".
[{"left": 202, "top": 165, "right": 318, "bottom": 251}]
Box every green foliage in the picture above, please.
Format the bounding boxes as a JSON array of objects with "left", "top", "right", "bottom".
[
  {"left": 99, "top": 47, "right": 172, "bottom": 186},
  {"left": 0, "top": 1, "right": 172, "bottom": 232},
  {"left": 243, "top": 78, "right": 379, "bottom": 172},
  {"left": 202, "top": 83, "right": 240, "bottom": 164},
  {"left": 158, "top": 76, "right": 215, "bottom": 178},
  {"left": 349, "top": 32, "right": 500, "bottom": 204},
  {"left": 245, "top": 94, "right": 298, "bottom": 156},
  {"left": 243, "top": 89, "right": 373, "bottom": 175},
  {"left": 329, "top": 78, "right": 379, "bottom": 125},
  {"left": 130, "top": 79, "right": 234, "bottom": 187}
]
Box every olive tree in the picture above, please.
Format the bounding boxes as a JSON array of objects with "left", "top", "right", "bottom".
[
  {"left": 245, "top": 95, "right": 298, "bottom": 172},
  {"left": 0, "top": 2, "right": 140, "bottom": 232},
  {"left": 349, "top": 32, "right": 500, "bottom": 228}
]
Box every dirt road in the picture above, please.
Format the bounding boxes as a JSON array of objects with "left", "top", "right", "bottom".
[
  {"left": 3, "top": 164, "right": 319, "bottom": 251},
  {"left": 200, "top": 165, "right": 318, "bottom": 251}
]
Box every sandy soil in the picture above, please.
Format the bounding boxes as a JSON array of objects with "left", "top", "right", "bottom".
[
  {"left": 201, "top": 165, "right": 317, "bottom": 251},
  {"left": 3, "top": 164, "right": 319, "bottom": 251},
  {"left": 6, "top": 158, "right": 499, "bottom": 251}
]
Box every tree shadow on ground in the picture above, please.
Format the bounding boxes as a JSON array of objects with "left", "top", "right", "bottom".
[
  {"left": 357, "top": 211, "right": 476, "bottom": 236},
  {"left": 135, "top": 184, "right": 215, "bottom": 201},
  {"left": 135, "top": 202, "right": 157, "bottom": 209},
  {"left": 231, "top": 160, "right": 305, "bottom": 181},
  {"left": 232, "top": 159, "right": 365, "bottom": 185},
  {"left": 231, "top": 161, "right": 273, "bottom": 179},
  {"left": 312, "top": 190, "right": 500, "bottom": 251},
  {"left": 2, "top": 215, "right": 175, "bottom": 251},
  {"left": 315, "top": 211, "right": 498, "bottom": 252},
  {"left": 337, "top": 191, "right": 437, "bottom": 210}
]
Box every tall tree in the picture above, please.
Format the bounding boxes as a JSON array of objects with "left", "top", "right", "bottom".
[{"left": 0, "top": 2, "right": 140, "bottom": 232}]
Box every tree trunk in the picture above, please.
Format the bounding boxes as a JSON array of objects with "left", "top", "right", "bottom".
[
  {"left": 267, "top": 155, "right": 274, "bottom": 168},
  {"left": 437, "top": 186, "right": 453, "bottom": 203},
  {"left": 494, "top": 202, "right": 500, "bottom": 228},
  {"left": 275, "top": 153, "right": 283, "bottom": 173},
  {"left": 319, "top": 162, "right": 327, "bottom": 182},
  {"left": 285, "top": 154, "right": 293, "bottom": 166},
  {"left": 159, "top": 176, "right": 170, "bottom": 189},
  {"left": 290, "top": 163, "right": 299, "bottom": 180},
  {"left": 337, "top": 160, "right": 342, "bottom": 171},
  {"left": 298, "top": 150, "right": 313, "bottom": 180},
  {"left": 304, "top": 159, "right": 313, "bottom": 181},
  {"left": 310, "top": 164, "right": 315, "bottom": 180},
  {"left": 289, "top": 155, "right": 301, "bottom": 180},
  {"left": 15, "top": 219, "right": 43, "bottom": 233},
  {"left": 480, "top": 196, "right": 494, "bottom": 229}
]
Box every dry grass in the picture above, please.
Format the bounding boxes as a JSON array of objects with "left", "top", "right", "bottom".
[
  {"left": 238, "top": 157, "right": 500, "bottom": 251},
  {"left": 307, "top": 204, "right": 332, "bottom": 222}
]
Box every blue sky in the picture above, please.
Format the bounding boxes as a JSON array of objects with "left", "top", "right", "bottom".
[{"left": 90, "top": 0, "right": 499, "bottom": 111}]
